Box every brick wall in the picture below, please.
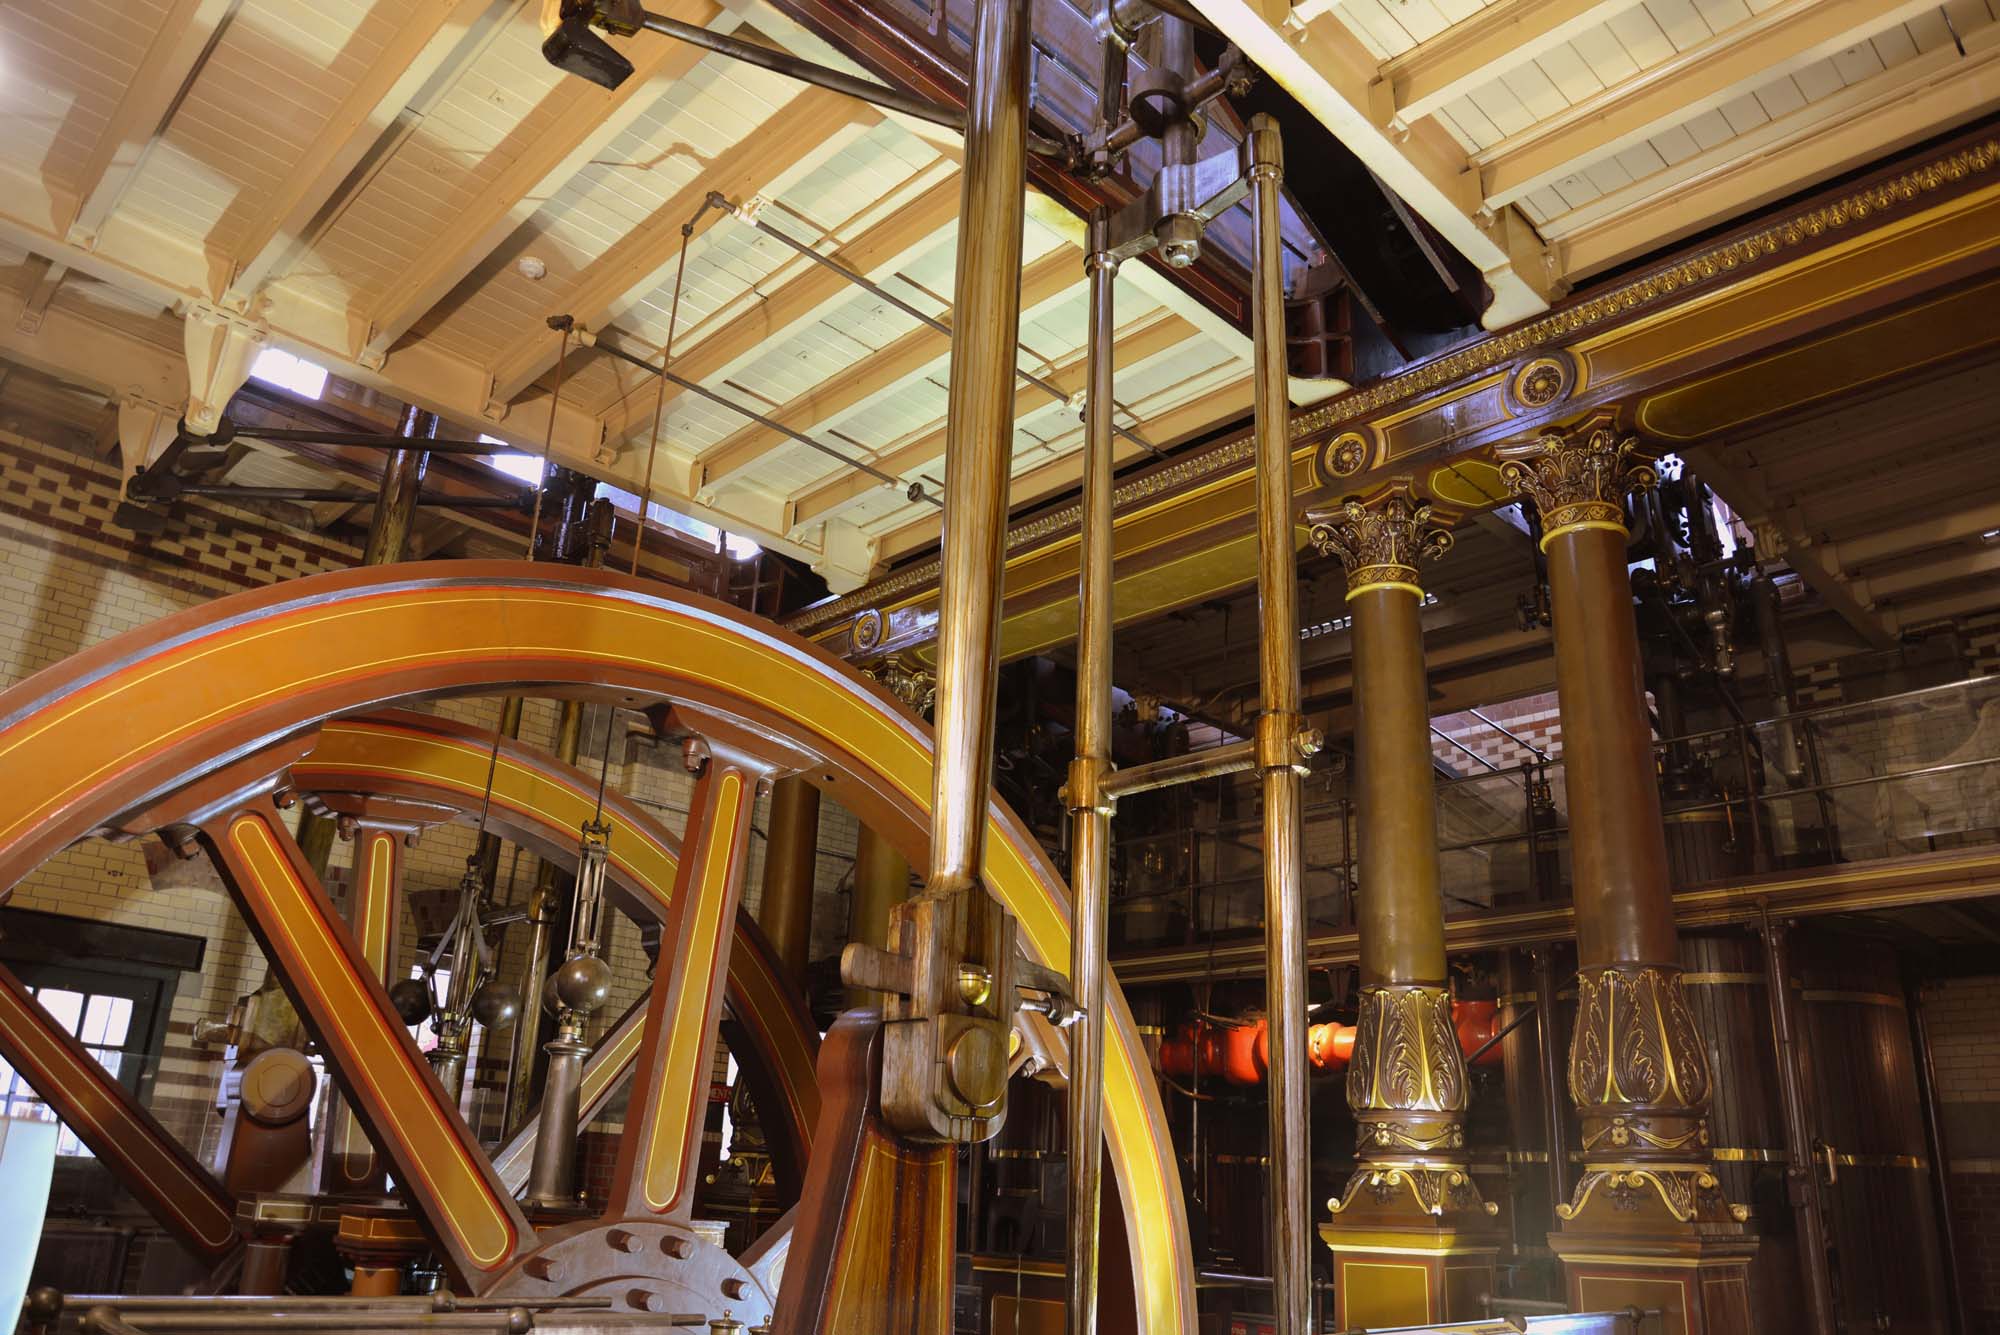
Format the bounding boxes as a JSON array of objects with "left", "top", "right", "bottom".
[{"left": 1919, "top": 977, "right": 2000, "bottom": 1327}]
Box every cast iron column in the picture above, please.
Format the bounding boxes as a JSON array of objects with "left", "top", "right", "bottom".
[
  {"left": 1500, "top": 418, "right": 1756, "bottom": 1329},
  {"left": 1308, "top": 482, "right": 1498, "bottom": 1324},
  {"left": 759, "top": 776, "right": 821, "bottom": 990}
]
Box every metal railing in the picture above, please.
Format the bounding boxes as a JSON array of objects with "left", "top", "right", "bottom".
[{"left": 1110, "top": 675, "right": 2000, "bottom": 950}]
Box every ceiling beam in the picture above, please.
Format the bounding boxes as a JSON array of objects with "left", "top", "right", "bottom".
[
  {"left": 872, "top": 373, "right": 1252, "bottom": 560},
  {"left": 220, "top": 0, "right": 488, "bottom": 304},
  {"left": 1549, "top": 25, "right": 2000, "bottom": 275},
  {"left": 597, "top": 172, "right": 964, "bottom": 444},
  {"left": 1479, "top": 0, "right": 1947, "bottom": 209},
  {"left": 65, "top": 0, "right": 237, "bottom": 248},
  {"left": 1380, "top": 0, "right": 1641, "bottom": 128},
  {"left": 357, "top": 0, "right": 727, "bottom": 366},
  {"left": 14, "top": 257, "right": 70, "bottom": 336},
  {"left": 1189, "top": 0, "right": 1558, "bottom": 328},
  {"left": 692, "top": 243, "right": 1085, "bottom": 492},
  {"left": 1689, "top": 445, "right": 1898, "bottom": 648},
  {"left": 789, "top": 310, "right": 1198, "bottom": 531},
  {"left": 484, "top": 86, "right": 875, "bottom": 410}
]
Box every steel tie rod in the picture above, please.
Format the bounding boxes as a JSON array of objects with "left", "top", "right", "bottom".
[{"left": 711, "top": 193, "right": 1162, "bottom": 460}]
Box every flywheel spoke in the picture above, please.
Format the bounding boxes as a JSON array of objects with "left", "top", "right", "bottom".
[
  {"left": 0, "top": 963, "right": 240, "bottom": 1262},
  {"left": 607, "top": 750, "right": 764, "bottom": 1221},
  {"left": 200, "top": 798, "right": 532, "bottom": 1287},
  {"left": 319, "top": 816, "right": 405, "bottom": 1193}
]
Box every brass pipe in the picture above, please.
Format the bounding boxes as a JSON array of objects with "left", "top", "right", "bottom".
[
  {"left": 925, "top": 0, "right": 1031, "bottom": 895},
  {"left": 847, "top": 824, "right": 911, "bottom": 1008},
  {"left": 1064, "top": 207, "right": 1118, "bottom": 1335},
  {"left": 758, "top": 777, "right": 821, "bottom": 990},
  {"left": 1245, "top": 112, "right": 1311, "bottom": 1335},
  {"left": 1100, "top": 739, "right": 1255, "bottom": 798}
]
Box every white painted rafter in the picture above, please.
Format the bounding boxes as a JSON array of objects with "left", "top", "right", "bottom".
[
  {"left": 1377, "top": 0, "right": 1642, "bottom": 129},
  {"left": 356, "top": 0, "right": 733, "bottom": 367},
  {"left": 220, "top": 0, "right": 490, "bottom": 306},
  {"left": 481, "top": 87, "right": 876, "bottom": 412},
  {"left": 1190, "top": 0, "right": 1560, "bottom": 329},
  {"left": 65, "top": 0, "right": 238, "bottom": 249},
  {"left": 1476, "top": 0, "right": 1952, "bottom": 210}
]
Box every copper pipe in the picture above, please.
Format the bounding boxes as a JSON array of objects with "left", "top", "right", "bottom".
[
  {"left": 1064, "top": 207, "right": 1118, "bottom": 1335},
  {"left": 1245, "top": 112, "right": 1310, "bottom": 1335},
  {"left": 1100, "top": 739, "right": 1255, "bottom": 798},
  {"left": 758, "top": 777, "right": 820, "bottom": 989},
  {"left": 1760, "top": 914, "right": 1837, "bottom": 1335},
  {"left": 926, "top": 0, "right": 1031, "bottom": 895}
]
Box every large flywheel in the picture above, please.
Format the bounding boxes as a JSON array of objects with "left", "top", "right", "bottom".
[{"left": 0, "top": 563, "right": 1196, "bottom": 1333}]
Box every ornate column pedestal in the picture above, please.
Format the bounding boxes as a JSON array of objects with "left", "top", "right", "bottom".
[
  {"left": 1308, "top": 483, "right": 1502, "bottom": 1328},
  {"left": 1502, "top": 419, "right": 1756, "bottom": 1334}
]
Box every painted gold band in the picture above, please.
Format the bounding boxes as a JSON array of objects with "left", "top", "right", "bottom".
[{"left": 1540, "top": 519, "right": 1630, "bottom": 551}]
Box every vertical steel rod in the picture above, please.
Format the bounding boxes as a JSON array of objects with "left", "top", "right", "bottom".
[
  {"left": 1246, "top": 112, "right": 1310, "bottom": 1335},
  {"left": 1761, "top": 914, "right": 1838, "bottom": 1335},
  {"left": 1065, "top": 207, "right": 1118, "bottom": 1335},
  {"left": 926, "top": 0, "right": 1032, "bottom": 895}
]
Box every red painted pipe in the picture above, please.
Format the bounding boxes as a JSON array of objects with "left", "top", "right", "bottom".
[{"left": 1157, "top": 999, "right": 1504, "bottom": 1085}]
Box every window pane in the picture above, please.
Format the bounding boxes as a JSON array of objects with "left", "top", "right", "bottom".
[
  {"left": 39, "top": 988, "right": 84, "bottom": 1034},
  {"left": 83, "top": 993, "right": 132, "bottom": 1047},
  {"left": 91, "top": 1049, "right": 124, "bottom": 1081}
]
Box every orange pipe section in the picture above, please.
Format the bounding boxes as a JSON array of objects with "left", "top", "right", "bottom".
[{"left": 1158, "top": 999, "right": 1503, "bottom": 1084}]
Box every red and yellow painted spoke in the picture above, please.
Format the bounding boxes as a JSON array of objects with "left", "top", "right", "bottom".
[
  {"left": 204, "top": 805, "right": 526, "bottom": 1284},
  {"left": 0, "top": 965, "right": 238, "bottom": 1261},
  {"left": 326, "top": 825, "right": 401, "bottom": 1189},
  {"left": 613, "top": 764, "right": 754, "bottom": 1219},
  {"left": 293, "top": 713, "right": 820, "bottom": 1158},
  {"left": 0, "top": 567, "right": 1192, "bottom": 1334}
]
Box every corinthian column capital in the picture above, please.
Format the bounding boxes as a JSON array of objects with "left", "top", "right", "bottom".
[
  {"left": 1306, "top": 480, "right": 1453, "bottom": 598},
  {"left": 1498, "top": 421, "right": 1658, "bottom": 548}
]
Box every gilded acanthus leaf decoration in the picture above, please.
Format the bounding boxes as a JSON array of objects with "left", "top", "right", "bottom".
[
  {"left": 1497, "top": 426, "right": 1658, "bottom": 536},
  {"left": 1306, "top": 479, "right": 1453, "bottom": 585}
]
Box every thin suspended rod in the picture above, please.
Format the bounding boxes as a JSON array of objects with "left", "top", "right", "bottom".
[
  {"left": 718, "top": 193, "right": 1161, "bottom": 459},
  {"left": 633, "top": 9, "right": 1071, "bottom": 161},
  {"left": 591, "top": 334, "right": 941, "bottom": 506}
]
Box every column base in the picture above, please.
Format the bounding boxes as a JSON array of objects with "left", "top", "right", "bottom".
[
  {"left": 1550, "top": 1165, "right": 1759, "bottom": 1335},
  {"left": 1321, "top": 1165, "right": 1504, "bottom": 1328}
]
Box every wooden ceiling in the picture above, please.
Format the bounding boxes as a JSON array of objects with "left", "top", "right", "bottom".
[
  {"left": 1198, "top": 0, "right": 2000, "bottom": 318},
  {"left": 0, "top": 0, "right": 1991, "bottom": 595}
]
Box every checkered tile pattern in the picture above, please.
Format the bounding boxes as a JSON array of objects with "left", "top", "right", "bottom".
[
  {"left": 0, "top": 429, "right": 359, "bottom": 607},
  {"left": 1431, "top": 692, "right": 1563, "bottom": 775}
]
